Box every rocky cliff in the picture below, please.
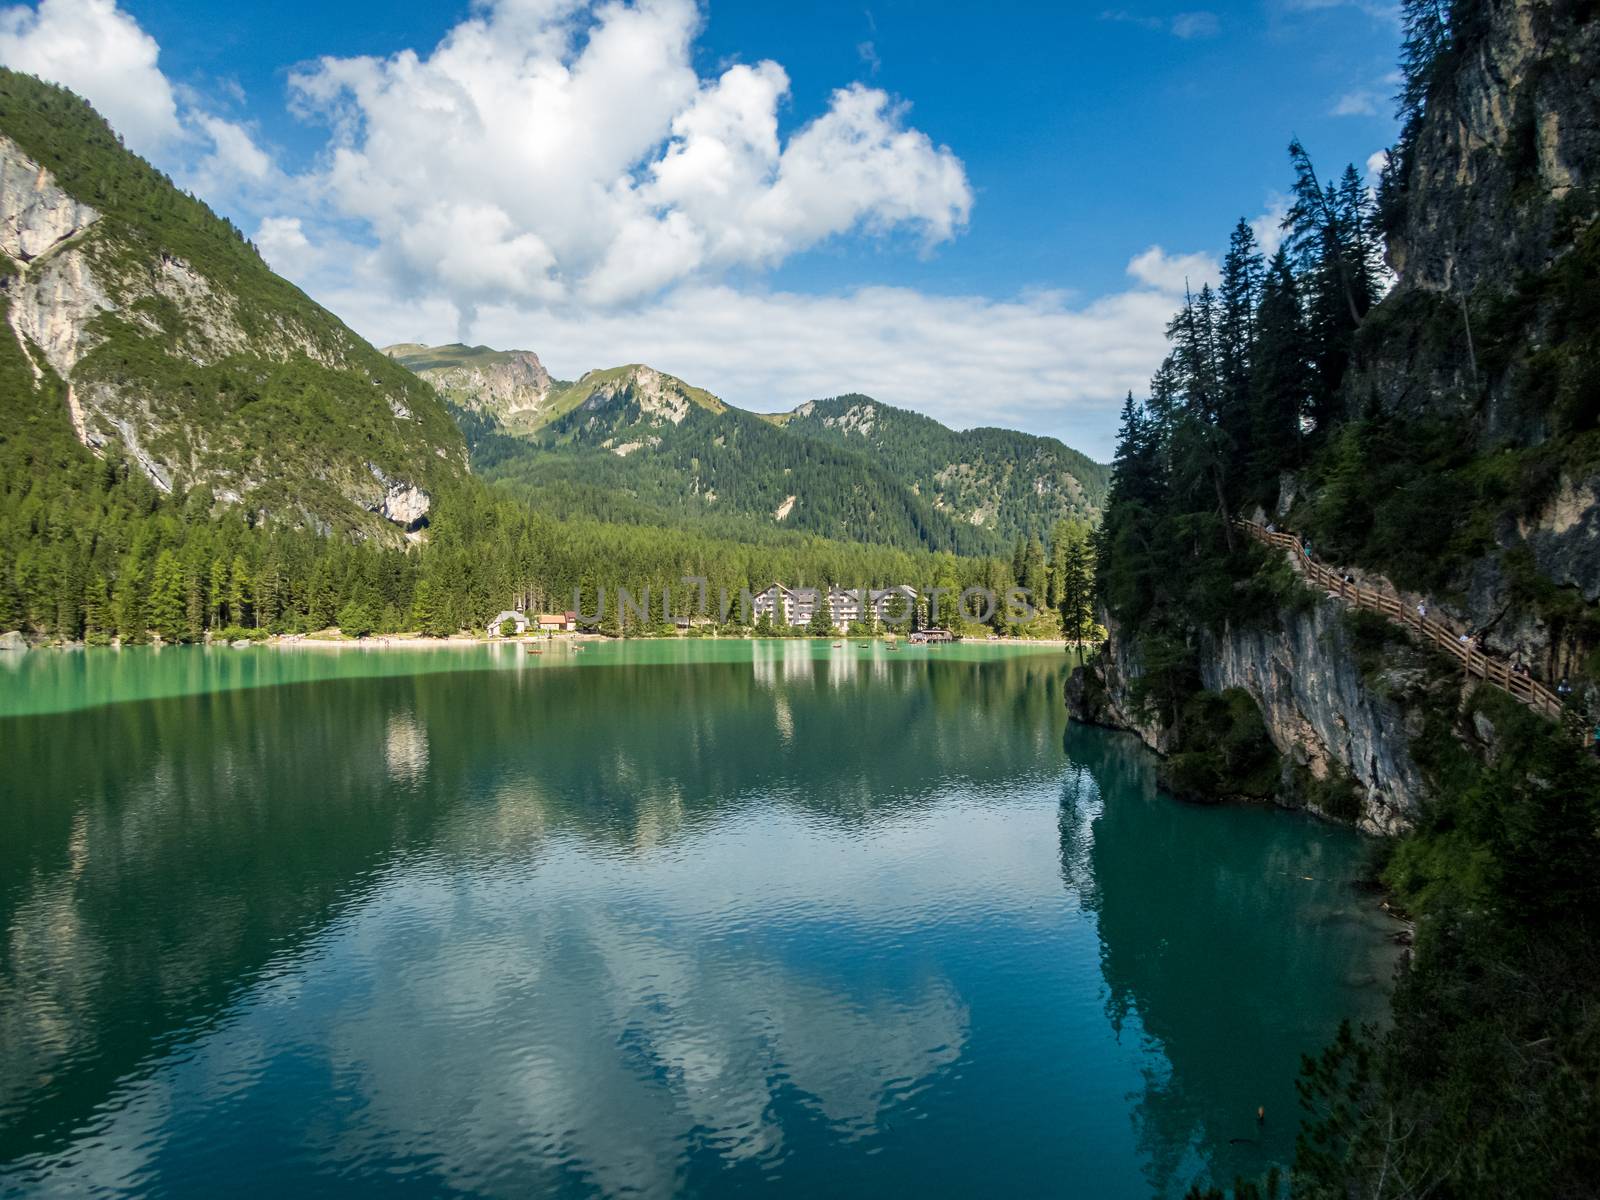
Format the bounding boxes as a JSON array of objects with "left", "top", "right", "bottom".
[
  {"left": 1353, "top": 0, "right": 1600, "bottom": 442},
  {"left": 0, "top": 72, "right": 466, "bottom": 539},
  {"left": 383, "top": 343, "right": 557, "bottom": 431},
  {"left": 1387, "top": 0, "right": 1600, "bottom": 299},
  {"left": 1069, "top": 599, "right": 1432, "bottom": 834}
]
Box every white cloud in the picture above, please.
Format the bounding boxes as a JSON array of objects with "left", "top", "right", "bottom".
[
  {"left": 1331, "top": 69, "right": 1401, "bottom": 117},
  {"left": 286, "top": 0, "right": 971, "bottom": 316},
  {"left": 1250, "top": 193, "right": 1290, "bottom": 259},
  {"left": 1101, "top": 8, "right": 1221, "bottom": 39},
  {"left": 0, "top": 0, "right": 180, "bottom": 151},
  {"left": 255, "top": 215, "right": 317, "bottom": 276},
  {"left": 1125, "top": 245, "right": 1220, "bottom": 295},
  {"left": 4, "top": 0, "right": 1287, "bottom": 458},
  {"left": 1280, "top": 0, "right": 1400, "bottom": 24},
  {"left": 193, "top": 114, "right": 271, "bottom": 182},
  {"left": 1170, "top": 11, "right": 1221, "bottom": 38}
]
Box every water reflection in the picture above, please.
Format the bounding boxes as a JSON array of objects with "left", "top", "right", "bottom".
[
  {"left": 0, "top": 649, "right": 1064, "bottom": 1171},
  {"left": 0, "top": 646, "right": 1392, "bottom": 1197},
  {"left": 1059, "top": 725, "right": 1398, "bottom": 1194}
]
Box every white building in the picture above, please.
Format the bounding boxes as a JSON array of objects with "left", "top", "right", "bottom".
[
  {"left": 489, "top": 610, "right": 530, "bottom": 636},
  {"left": 752, "top": 584, "right": 789, "bottom": 626},
  {"left": 829, "top": 587, "right": 867, "bottom": 628},
  {"left": 751, "top": 583, "right": 918, "bottom": 629}
]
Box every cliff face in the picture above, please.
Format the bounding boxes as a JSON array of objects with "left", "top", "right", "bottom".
[
  {"left": 0, "top": 74, "right": 467, "bottom": 540},
  {"left": 1352, "top": 1, "right": 1600, "bottom": 440},
  {"left": 1195, "top": 605, "right": 1430, "bottom": 835},
  {"left": 1334, "top": 0, "right": 1600, "bottom": 684},
  {"left": 1070, "top": 604, "right": 1432, "bottom": 835},
  {"left": 384, "top": 343, "right": 558, "bottom": 431},
  {"left": 1389, "top": 0, "right": 1600, "bottom": 298}
]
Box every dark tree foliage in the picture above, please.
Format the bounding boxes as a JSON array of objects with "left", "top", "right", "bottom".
[
  {"left": 1283, "top": 144, "right": 1383, "bottom": 433},
  {"left": 1097, "top": 118, "right": 1600, "bottom": 1196}
]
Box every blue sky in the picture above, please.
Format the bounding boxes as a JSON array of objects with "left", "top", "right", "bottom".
[{"left": 0, "top": 0, "right": 1402, "bottom": 457}]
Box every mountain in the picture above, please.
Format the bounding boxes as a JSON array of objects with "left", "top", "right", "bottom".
[
  {"left": 383, "top": 342, "right": 560, "bottom": 432},
  {"left": 773, "top": 395, "right": 1108, "bottom": 541},
  {"left": 390, "top": 344, "right": 1106, "bottom": 554},
  {"left": 479, "top": 362, "right": 1006, "bottom": 555},
  {"left": 0, "top": 70, "right": 465, "bottom": 538}
]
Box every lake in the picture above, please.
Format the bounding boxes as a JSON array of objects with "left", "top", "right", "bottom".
[{"left": 0, "top": 641, "right": 1398, "bottom": 1197}]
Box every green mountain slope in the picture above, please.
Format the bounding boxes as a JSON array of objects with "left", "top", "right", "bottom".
[
  {"left": 478, "top": 364, "right": 1003, "bottom": 556},
  {"left": 775, "top": 395, "right": 1109, "bottom": 542},
  {"left": 392, "top": 343, "right": 1105, "bottom": 554},
  {"left": 0, "top": 70, "right": 465, "bottom": 538}
]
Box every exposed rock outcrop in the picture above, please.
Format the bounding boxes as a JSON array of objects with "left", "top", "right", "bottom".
[
  {"left": 385, "top": 344, "right": 555, "bottom": 426},
  {"left": 1346, "top": 1, "right": 1600, "bottom": 443},
  {"left": 1195, "top": 604, "right": 1429, "bottom": 835},
  {"left": 366, "top": 465, "right": 431, "bottom": 530},
  {"left": 581, "top": 366, "right": 693, "bottom": 426},
  {"left": 1389, "top": 0, "right": 1600, "bottom": 298},
  {"left": 1070, "top": 604, "right": 1431, "bottom": 834},
  {"left": 0, "top": 133, "right": 98, "bottom": 261},
  {"left": 0, "top": 85, "right": 465, "bottom": 540}
]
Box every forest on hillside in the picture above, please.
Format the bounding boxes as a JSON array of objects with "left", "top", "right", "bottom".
[{"left": 1090, "top": 2, "right": 1600, "bottom": 1195}]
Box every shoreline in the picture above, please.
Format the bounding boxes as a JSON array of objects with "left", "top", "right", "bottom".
[{"left": 9, "top": 631, "right": 1097, "bottom": 652}]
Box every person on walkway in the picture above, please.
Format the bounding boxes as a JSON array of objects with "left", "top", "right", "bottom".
[
  {"left": 1557, "top": 676, "right": 1573, "bottom": 700},
  {"left": 1416, "top": 602, "right": 1427, "bottom": 625}
]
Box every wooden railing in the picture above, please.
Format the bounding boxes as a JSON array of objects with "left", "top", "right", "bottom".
[{"left": 1237, "top": 520, "right": 1565, "bottom": 721}]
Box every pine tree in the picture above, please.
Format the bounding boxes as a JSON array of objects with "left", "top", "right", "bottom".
[
  {"left": 53, "top": 545, "right": 85, "bottom": 641},
  {"left": 148, "top": 551, "right": 187, "bottom": 642},
  {"left": 1248, "top": 251, "right": 1310, "bottom": 504},
  {"left": 256, "top": 559, "right": 282, "bottom": 631},
  {"left": 411, "top": 576, "right": 446, "bottom": 637},
  {"left": 115, "top": 562, "right": 148, "bottom": 644},
  {"left": 84, "top": 574, "right": 113, "bottom": 645},
  {"left": 209, "top": 555, "right": 229, "bottom": 627},
  {"left": 1048, "top": 520, "right": 1071, "bottom": 610},
  {"left": 1398, "top": 0, "right": 1451, "bottom": 132},
  {"left": 1218, "top": 219, "right": 1265, "bottom": 470},
  {"left": 1056, "top": 521, "right": 1096, "bottom": 644},
  {"left": 337, "top": 598, "right": 375, "bottom": 638},
  {"left": 228, "top": 555, "right": 252, "bottom": 628},
  {"left": 1021, "top": 536, "right": 1047, "bottom": 604},
  {"left": 185, "top": 569, "right": 205, "bottom": 642},
  {"left": 807, "top": 592, "right": 835, "bottom": 637}
]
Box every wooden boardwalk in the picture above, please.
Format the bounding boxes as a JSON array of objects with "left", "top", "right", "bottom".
[{"left": 1237, "top": 519, "right": 1565, "bottom": 721}]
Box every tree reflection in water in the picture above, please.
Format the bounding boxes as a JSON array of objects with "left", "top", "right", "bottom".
[{"left": 1058, "top": 723, "right": 1399, "bottom": 1195}]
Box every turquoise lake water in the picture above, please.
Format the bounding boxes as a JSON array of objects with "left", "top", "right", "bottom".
[{"left": 0, "top": 641, "right": 1397, "bottom": 1197}]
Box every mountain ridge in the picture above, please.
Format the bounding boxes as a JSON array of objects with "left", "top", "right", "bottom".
[{"left": 388, "top": 340, "right": 1107, "bottom": 550}]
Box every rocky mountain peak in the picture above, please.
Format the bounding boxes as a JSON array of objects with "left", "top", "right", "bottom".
[
  {"left": 383, "top": 343, "right": 555, "bottom": 426},
  {"left": 580, "top": 365, "right": 696, "bottom": 426}
]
